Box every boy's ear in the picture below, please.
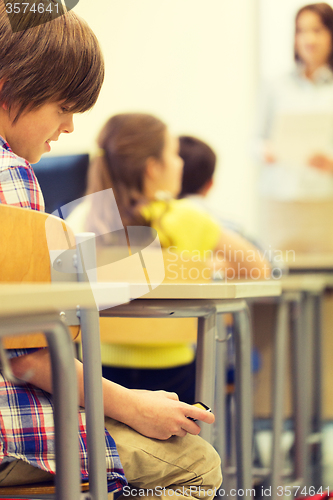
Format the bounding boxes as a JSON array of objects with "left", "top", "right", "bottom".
[
  {"left": 199, "top": 178, "right": 214, "bottom": 197},
  {"left": 0, "top": 80, "right": 8, "bottom": 111}
]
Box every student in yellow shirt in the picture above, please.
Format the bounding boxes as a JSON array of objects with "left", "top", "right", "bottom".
[{"left": 67, "top": 112, "right": 270, "bottom": 402}]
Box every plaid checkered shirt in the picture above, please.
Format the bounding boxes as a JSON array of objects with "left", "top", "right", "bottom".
[{"left": 0, "top": 136, "right": 127, "bottom": 492}]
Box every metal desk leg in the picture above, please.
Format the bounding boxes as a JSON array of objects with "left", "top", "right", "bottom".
[
  {"left": 290, "top": 298, "right": 307, "bottom": 487},
  {"left": 195, "top": 312, "right": 217, "bottom": 444},
  {"left": 233, "top": 305, "right": 253, "bottom": 496},
  {"left": 76, "top": 234, "right": 108, "bottom": 500},
  {"left": 215, "top": 317, "right": 229, "bottom": 492},
  {"left": 303, "top": 293, "right": 316, "bottom": 489},
  {"left": 270, "top": 299, "right": 289, "bottom": 500},
  {"left": 311, "top": 293, "right": 323, "bottom": 489},
  {"left": 80, "top": 308, "right": 108, "bottom": 500},
  {"left": 46, "top": 322, "right": 82, "bottom": 500}
]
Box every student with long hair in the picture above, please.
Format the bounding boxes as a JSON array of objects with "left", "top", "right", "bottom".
[{"left": 67, "top": 112, "right": 270, "bottom": 403}]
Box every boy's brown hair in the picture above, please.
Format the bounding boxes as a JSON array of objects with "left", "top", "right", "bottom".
[
  {"left": 0, "top": 1, "right": 104, "bottom": 120},
  {"left": 178, "top": 136, "right": 216, "bottom": 198}
]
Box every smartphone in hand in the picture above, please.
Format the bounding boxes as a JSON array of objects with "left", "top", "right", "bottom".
[{"left": 188, "top": 402, "right": 211, "bottom": 421}]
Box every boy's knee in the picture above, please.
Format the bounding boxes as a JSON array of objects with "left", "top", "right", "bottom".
[
  {"left": 182, "top": 435, "right": 222, "bottom": 490},
  {"left": 201, "top": 443, "right": 223, "bottom": 489}
]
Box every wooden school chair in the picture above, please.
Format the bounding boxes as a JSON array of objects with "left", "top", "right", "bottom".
[{"left": 0, "top": 204, "right": 109, "bottom": 500}]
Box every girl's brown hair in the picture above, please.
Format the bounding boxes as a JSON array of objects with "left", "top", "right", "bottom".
[
  {"left": 295, "top": 3, "right": 333, "bottom": 70},
  {"left": 0, "top": 1, "right": 104, "bottom": 120},
  {"left": 86, "top": 113, "right": 167, "bottom": 230}
]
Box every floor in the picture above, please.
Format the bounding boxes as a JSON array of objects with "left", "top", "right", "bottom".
[{"left": 254, "top": 421, "right": 333, "bottom": 489}]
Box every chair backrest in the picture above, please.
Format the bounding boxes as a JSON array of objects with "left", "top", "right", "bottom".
[
  {"left": 0, "top": 204, "right": 80, "bottom": 348},
  {"left": 32, "top": 154, "right": 89, "bottom": 215}
]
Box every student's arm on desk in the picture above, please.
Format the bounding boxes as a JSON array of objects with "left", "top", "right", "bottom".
[
  {"left": 214, "top": 229, "right": 271, "bottom": 279},
  {"left": 10, "top": 349, "right": 214, "bottom": 440}
]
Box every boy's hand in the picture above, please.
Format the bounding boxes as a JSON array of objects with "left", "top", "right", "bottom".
[{"left": 120, "top": 389, "right": 215, "bottom": 440}]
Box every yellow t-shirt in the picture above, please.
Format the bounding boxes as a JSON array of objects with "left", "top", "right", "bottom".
[
  {"left": 101, "top": 198, "right": 221, "bottom": 369},
  {"left": 142, "top": 198, "right": 221, "bottom": 254}
]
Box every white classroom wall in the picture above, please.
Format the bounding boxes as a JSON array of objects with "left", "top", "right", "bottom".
[
  {"left": 50, "top": 0, "right": 261, "bottom": 234},
  {"left": 50, "top": 0, "right": 333, "bottom": 235}
]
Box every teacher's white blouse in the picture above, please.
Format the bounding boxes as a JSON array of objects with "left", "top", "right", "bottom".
[{"left": 256, "top": 64, "right": 333, "bottom": 200}]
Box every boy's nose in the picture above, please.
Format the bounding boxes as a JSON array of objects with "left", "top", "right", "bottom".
[{"left": 62, "top": 114, "right": 74, "bottom": 134}]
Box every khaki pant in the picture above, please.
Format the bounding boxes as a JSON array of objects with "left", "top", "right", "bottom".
[{"left": 0, "top": 417, "right": 222, "bottom": 500}]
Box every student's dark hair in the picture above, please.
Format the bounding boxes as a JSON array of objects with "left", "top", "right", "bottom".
[
  {"left": 0, "top": 1, "right": 104, "bottom": 121},
  {"left": 294, "top": 3, "right": 333, "bottom": 70},
  {"left": 86, "top": 113, "right": 167, "bottom": 229},
  {"left": 178, "top": 136, "right": 216, "bottom": 198}
]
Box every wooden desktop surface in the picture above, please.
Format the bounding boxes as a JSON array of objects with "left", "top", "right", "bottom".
[
  {"left": 139, "top": 280, "right": 282, "bottom": 300},
  {"left": 0, "top": 282, "right": 129, "bottom": 317},
  {"left": 281, "top": 273, "right": 333, "bottom": 293},
  {"left": 283, "top": 252, "right": 333, "bottom": 270}
]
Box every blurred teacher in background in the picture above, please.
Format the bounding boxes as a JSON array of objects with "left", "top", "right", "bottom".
[{"left": 256, "top": 2, "right": 333, "bottom": 253}]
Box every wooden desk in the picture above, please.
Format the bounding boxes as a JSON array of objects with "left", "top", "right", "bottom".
[
  {"left": 253, "top": 272, "right": 333, "bottom": 418},
  {"left": 281, "top": 275, "right": 333, "bottom": 492},
  {"left": 253, "top": 274, "right": 333, "bottom": 497},
  {"left": 283, "top": 252, "right": 333, "bottom": 273},
  {"left": 0, "top": 282, "right": 103, "bottom": 315},
  {"left": 102, "top": 279, "right": 281, "bottom": 497},
  {"left": 140, "top": 280, "right": 281, "bottom": 299},
  {"left": 279, "top": 262, "right": 333, "bottom": 431}
]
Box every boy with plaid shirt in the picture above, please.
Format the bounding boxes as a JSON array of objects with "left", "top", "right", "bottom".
[{"left": 0, "top": 3, "right": 221, "bottom": 497}]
